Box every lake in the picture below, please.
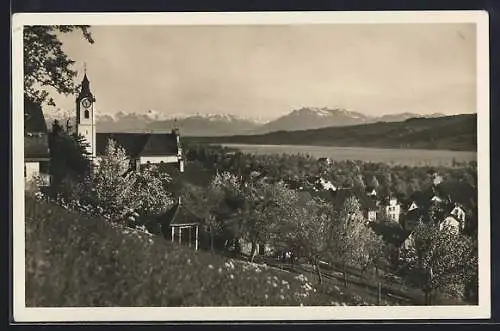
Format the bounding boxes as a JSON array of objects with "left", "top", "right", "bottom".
[{"left": 218, "top": 144, "right": 477, "bottom": 167}]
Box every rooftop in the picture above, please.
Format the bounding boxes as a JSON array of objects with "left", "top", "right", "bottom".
[
  {"left": 24, "top": 98, "right": 49, "bottom": 160},
  {"left": 96, "top": 132, "right": 179, "bottom": 158},
  {"left": 157, "top": 197, "right": 201, "bottom": 227}
]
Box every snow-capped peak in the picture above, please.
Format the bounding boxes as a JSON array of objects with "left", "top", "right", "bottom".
[
  {"left": 290, "top": 107, "right": 364, "bottom": 119},
  {"left": 192, "top": 113, "right": 238, "bottom": 122}
]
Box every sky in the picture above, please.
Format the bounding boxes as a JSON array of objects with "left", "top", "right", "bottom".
[{"left": 50, "top": 23, "right": 477, "bottom": 121}]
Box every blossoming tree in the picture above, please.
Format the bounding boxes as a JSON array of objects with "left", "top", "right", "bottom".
[
  {"left": 329, "top": 196, "right": 381, "bottom": 287},
  {"left": 84, "top": 139, "right": 173, "bottom": 227},
  {"left": 400, "top": 221, "right": 477, "bottom": 305}
]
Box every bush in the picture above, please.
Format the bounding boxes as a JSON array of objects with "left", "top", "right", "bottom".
[{"left": 25, "top": 196, "right": 375, "bottom": 307}]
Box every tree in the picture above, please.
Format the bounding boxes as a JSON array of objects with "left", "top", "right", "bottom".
[
  {"left": 367, "top": 174, "right": 380, "bottom": 190},
  {"left": 87, "top": 139, "right": 136, "bottom": 222},
  {"left": 131, "top": 165, "right": 175, "bottom": 229},
  {"left": 281, "top": 194, "right": 331, "bottom": 284},
  {"left": 24, "top": 26, "right": 94, "bottom": 106},
  {"left": 243, "top": 179, "right": 299, "bottom": 262},
  {"left": 181, "top": 175, "right": 227, "bottom": 252},
  {"left": 48, "top": 119, "right": 91, "bottom": 198},
  {"left": 360, "top": 231, "right": 387, "bottom": 279},
  {"left": 329, "top": 196, "right": 381, "bottom": 287},
  {"left": 400, "top": 222, "right": 477, "bottom": 305},
  {"left": 61, "top": 139, "right": 174, "bottom": 229}
]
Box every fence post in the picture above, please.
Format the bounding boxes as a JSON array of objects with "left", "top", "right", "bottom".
[{"left": 378, "top": 282, "right": 382, "bottom": 305}]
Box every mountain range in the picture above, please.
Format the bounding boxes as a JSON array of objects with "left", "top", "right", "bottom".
[
  {"left": 254, "top": 107, "right": 446, "bottom": 133},
  {"left": 89, "top": 107, "right": 448, "bottom": 136}
]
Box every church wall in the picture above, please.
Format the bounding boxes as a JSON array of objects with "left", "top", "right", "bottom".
[{"left": 78, "top": 123, "right": 96, "bottom": 158}]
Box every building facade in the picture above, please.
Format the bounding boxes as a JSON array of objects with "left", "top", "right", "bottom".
[
  {"left": 384, "top": 197, "right": 401, "bottom": 223},
  {"left": 24, "top": 98, "right": 51, "bottom": 189}
]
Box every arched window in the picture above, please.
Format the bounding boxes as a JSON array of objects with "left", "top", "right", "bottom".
[{"left": 84, "top": 109, "right": 90, "bottom": 119}]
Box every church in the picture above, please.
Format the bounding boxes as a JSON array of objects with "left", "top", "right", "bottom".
[{"left": 75, "top": 70, "right": 184, "bottom": 173}]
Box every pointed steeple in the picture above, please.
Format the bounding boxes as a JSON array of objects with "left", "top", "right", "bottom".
[{"left": 78, "top": 62, "right": 94, "bottom": 101}]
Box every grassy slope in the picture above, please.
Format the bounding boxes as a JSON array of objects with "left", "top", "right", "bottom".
[
  {"left": 185, "top": 114, "right": 477, "bottom": 151},
  {"left": 25, "top": 195, "right": 387, "bottom": 307}
]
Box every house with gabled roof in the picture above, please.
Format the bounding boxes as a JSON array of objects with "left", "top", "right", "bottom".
[
  {"left": 402, "top": 182, "right": 469, "bottom": 232},
  {"left": 365, "top": 185, "right": 377, "bottom": 198},
  {"left": 398, "top": 202, "right": 468, "bottom": 253},
  {"left": 440, "top": 203, "right": 466, "bottom": 233},
  {"left": 403, "top": 190, "right": 433, "bottom": 230},
  {"left": 381, "top": 195, "right": 402, "bottom": 223},
  {"left": 24, "top": 98, "right": 51, "bottom": 188}
]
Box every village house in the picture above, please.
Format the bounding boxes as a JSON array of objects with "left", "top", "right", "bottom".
[
  {"left": 399, "top": 199, "right": 468, "bottom": 251},
  {"left": 402, "top": 181, "right": 467, "bottom": 232},
  {"left": 365, "top": 186, "right": 377, "bottom": 198},
  {"left": 440, "top": 203, "right": 467, "bottom": 233},
  {"left": 382, "top": 196, "right": 402, "bottom": 223},
  {"left": 74, "top": 69, "right": 184, "bottom": 173},
  {"left": 24, "top": 98, "right": 51, "bottom": 189},
  {"left": 314, "top": 177, "right": 337, "bottom": 192},
  {"left": 357, "top": 191, "right": 378, "bottom": 223},
  {"left": 363, "top": 198, "right": 378, "bottom": 223},
  {"left": 402, "top": 190, "right": 433, "bottom": 231},
  {"left": 318, "top": 157, "right": 332, "bottom": 166}
]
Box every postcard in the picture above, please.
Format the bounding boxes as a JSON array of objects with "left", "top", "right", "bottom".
[{"left": 12, "top": 10, "right": 490, "bottom": 322}]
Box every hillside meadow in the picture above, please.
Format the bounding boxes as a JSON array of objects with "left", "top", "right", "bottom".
[{"left": 25, "top": 195, "right": 395, "bottom": 307}]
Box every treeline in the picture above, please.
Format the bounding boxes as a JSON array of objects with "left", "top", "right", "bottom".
[
  {"left": 185, "top": 114, "right": 477, "bottom": 151},
  {"left": 183, "top": 143, "right": 478, "bottom": 213}
]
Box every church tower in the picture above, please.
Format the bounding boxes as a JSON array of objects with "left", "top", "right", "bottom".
[{"left": 75, "top": 65, "right": 96, "bottom": 159}]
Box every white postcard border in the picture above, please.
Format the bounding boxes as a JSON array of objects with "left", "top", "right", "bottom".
[{"left": 12, "top": 10, "right": 491, "bottom": 322}]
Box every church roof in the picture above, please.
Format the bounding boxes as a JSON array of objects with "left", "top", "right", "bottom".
[
  {"left": 140, "top": 133, "right": 179, "bottom": 156},
  {"left": 96, "top": 133, "right": 149, "bottom": 157},
  {"left": 96, "top": 132, "right": 179, "bottom": 158},
  {"left": 24, "top": 98, "right": 49, "bottom": 160}
]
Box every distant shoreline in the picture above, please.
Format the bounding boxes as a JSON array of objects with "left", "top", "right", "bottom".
[
  {"left": 211, "top": 142, "right": 477, "bottom": 154},
  {"left": 186, "top": 142, "right": 476, "bottom": 167}
]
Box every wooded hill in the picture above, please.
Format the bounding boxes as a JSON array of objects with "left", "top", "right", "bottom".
[{"left": 186, "top": 114, "right": 477, "bottom": 151}]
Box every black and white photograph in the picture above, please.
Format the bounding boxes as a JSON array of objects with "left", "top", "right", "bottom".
[{"left": 12, "top": 11, "right": 490, "bottom": 321}]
